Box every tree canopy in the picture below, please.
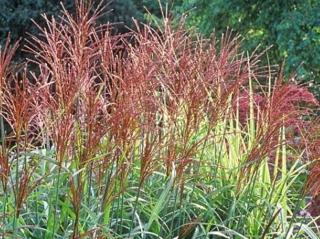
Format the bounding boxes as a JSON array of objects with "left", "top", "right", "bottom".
[{"left": 178, "top": 0, "right": 320, "bottom": 96}]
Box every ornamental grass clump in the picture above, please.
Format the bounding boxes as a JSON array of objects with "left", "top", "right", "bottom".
[{"left": 0, "top": 0, "right": 319, "bottom": 238}]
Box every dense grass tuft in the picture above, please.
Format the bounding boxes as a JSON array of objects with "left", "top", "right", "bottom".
[{"left": 0, "top": 1, "right": 319, "bottom": 238}]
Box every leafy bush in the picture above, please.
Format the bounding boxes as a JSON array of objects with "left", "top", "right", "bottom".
[
  {"left": 177, "top": 0, "right": 320, "bottom": 97},
  {"left": 0, "top": 1, "right": 319, "bottom": 238}
]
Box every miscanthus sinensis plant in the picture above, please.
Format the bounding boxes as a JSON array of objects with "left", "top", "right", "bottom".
[{"left": 0, "top": 1, "right": 319, "bottom": 238}]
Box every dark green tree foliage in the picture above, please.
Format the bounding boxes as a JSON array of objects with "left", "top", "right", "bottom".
[
  {"left": 0, "top": 0, "right": 74, "bottom": 42},
  {"left": 178, "top": 0, "right": 320, "bottom": 95},
  {"left": 102, "top": 0, "right": 142, "bottom": 33},
  {"left": 134, "top": 0, "right": 181, "bottom": 17}
]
